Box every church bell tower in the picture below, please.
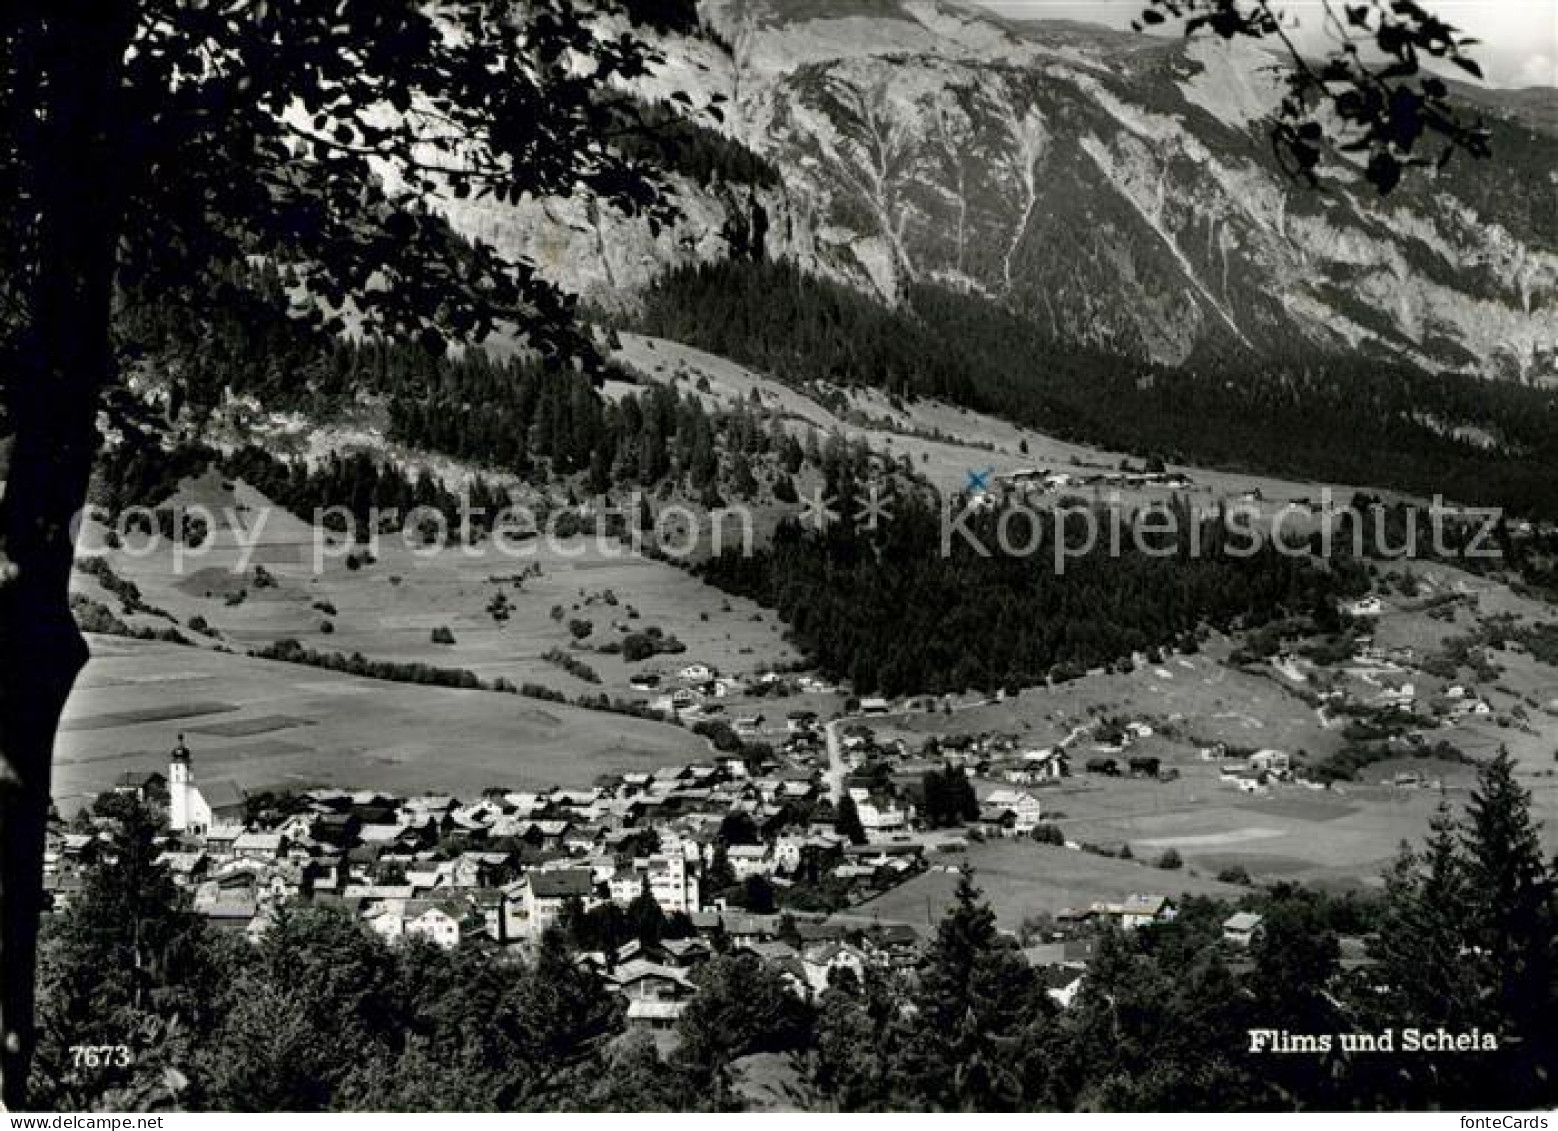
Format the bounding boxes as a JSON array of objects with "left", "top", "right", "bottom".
[{"left": 169, "top": 734, "right": 192, "bottom": 831}]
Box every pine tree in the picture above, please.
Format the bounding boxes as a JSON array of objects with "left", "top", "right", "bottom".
[
  {"left": 626, "top": 880, "right": 667, "bottom": 947},
  {"left": 1372, "top": 799, "right": 1482, "bottom": 1028},
  {"left": 704, "top": 843, "right": 735, "bottom": 895},
  {"left": 835, "top": 795, "right": 866, "bottom": 846},
  {"left": 907, "top": 873, "right": 1039, "bottom": 1110},
  {"left": 30, "top": 800, "right": 215, "bottom": 1109},
  {"left": 1461, "top": 749, "right": 1556, "bottom": 1098}
]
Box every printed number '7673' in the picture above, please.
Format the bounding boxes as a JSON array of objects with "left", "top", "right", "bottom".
[{"left": 70, "top": 1044, "right": 132, "bottom": 1069}]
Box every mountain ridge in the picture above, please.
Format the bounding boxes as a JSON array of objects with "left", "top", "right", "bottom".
[{"left": 437, "top": 0, "right": 1557, "bottom": 380}]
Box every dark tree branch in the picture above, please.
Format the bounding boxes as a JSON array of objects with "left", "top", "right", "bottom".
[{"left": 1136, "top": 0, "right": 1491, "bottom": 194}]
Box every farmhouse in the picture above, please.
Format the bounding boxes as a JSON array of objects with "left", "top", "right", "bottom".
[
  {"left": 1247, "top": 750, "right": 1292, "bottom": 779},
  {"left": 1089, "top": 894, "right": 1176, "bottom": 931},
  {"left": 1020, "top": 748, "right": 1069, "bottom": 781},
  {"left": 1222, "top": 911, "right": 1264, "bottom": 947}
]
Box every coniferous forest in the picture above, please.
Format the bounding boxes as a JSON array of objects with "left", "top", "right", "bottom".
[
  {"left": 636, "top": 259, "right": 1558, "bottom": 519},
  {"left": 700, "top": 492, "right": 1368, "bottom": 695}
]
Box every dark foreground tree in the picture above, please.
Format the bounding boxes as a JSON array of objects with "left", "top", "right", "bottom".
[
  {"left": 1460, "top": 750, "right": 1557, "bottom": 1104},
  {"left": 0, "top": 0, "right": 697, "bottom": 1107},
  {"left": 29, "top": 799, "right": 218, "bottom": 1110},
  {"left": 675, "top": 953, "right": 814, "bottom": 1097},
  {"left": 901, "top": 872, "right": 1044, "bottom": 1110}
]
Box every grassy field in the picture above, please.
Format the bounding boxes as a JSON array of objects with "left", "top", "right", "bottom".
[
  {"left": 853, "top": 839, "right": 1246, "bottom": 932},
  {"left": 77, "top": 473, "right": 802, "bottom": 707},
  {"left": 1037, "top": 772, "right": 1458, "bottom": 887},
  {"left": 54, "top": 634, "right": 706, "bottom": 814}
]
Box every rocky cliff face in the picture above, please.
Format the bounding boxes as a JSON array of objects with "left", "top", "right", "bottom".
[{"left": 441, "top": 0, "right": 1558, "bottom": 380}]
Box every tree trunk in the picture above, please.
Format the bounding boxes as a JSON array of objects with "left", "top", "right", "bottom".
[{"left": 0, "top": 1, "right": 134, "bottom": 1110}]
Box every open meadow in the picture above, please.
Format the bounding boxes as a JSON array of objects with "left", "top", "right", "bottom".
[
  {"left": 53, "top": 634, "right": 706, "bottom": 815},
  {"left": 853, "top": 840, "right": 1246, "bottom": 933},
  {"left": 75, "top": 473, "right": 802, "bottom": 706}
]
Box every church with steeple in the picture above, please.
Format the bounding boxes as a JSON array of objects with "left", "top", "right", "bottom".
[{"left": 167, "top": 735, "right": 246, "bottom": 836}]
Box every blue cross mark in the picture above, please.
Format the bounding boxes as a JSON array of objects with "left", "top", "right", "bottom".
[{"left": 966, "top": 466, "right": 994, "bottom": 493}]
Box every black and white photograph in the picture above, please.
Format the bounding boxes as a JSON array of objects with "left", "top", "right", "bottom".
[{"left": 0, "top": 0, "right": 1555, "bottom": 1116}]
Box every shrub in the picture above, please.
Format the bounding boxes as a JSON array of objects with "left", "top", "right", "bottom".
[
  {"left": 543, "top": 648, "right": 601, "bottom": 684},
  {"left": 431, "top": 625, "right": 456, "bottom": 645}
]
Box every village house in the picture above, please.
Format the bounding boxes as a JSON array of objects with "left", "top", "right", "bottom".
[
  {"left": 801, "top": 940, "right": 869, "bottom": 996},
  {"left": 786, "top": 710, "right": 819, "bottom": 734},
  {"left": 659, "top": 937, "right": 712, "bottom": 968},
  {"left": 608, "top": 852, "right": 700, "bottom": 915},
  {"left": 1222, "top": 911, "right": 1264, "bottom": 947},
  {"left": 113, "top": 769, "right": 167, "bottom": 803},
  {"left": 512, "top": 868, "right": 598, "bottom": 940},
  {"left": 727, "top": 843, "right": 773, "bottom": 881},
  {"left": 849, "top": 788, "right": 909, "bottom": 842},
  {"left": 983, "top": 789, "right": 1043, "bottom": 834},
  {"left": 1346, "top": 595, "right": 1385, "bottom": 618},
  {"left": 1247, "top": 750, "right": 1292, "bottom": 780},
  {"left": 610, "top": 959, "right": 697, "bottom": 1031},
  {"left": 232, "top": 831, "right": 286, "bottom": 860},
  {"left": 1374, "top": 682, "right": 1418, "bottom": 711},
  {"left": 405, "top": 902, "right": 465, "bottom": 949},
  {"left": 363, "top": 902, "right": 409, "bottom": 944}
]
